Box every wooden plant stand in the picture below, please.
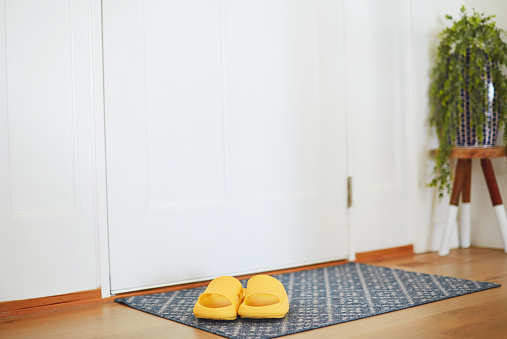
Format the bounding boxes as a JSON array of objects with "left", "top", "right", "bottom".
[{"left": 439, "top": 146, "right": 507, "bottom": 256}]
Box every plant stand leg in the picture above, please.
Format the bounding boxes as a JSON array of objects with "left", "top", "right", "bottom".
[
  {"left": 460, "top": 159, "right": 472, "bottom": 248},
  {"left": 481, "top": 159, "right": 507, "bottom": 253},
  {"left": 439, "top": 159, "right": 467, "bottom": 256}
]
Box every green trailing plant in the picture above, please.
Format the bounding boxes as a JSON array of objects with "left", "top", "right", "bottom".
[{"left": 429, "top": 6, "right": 507, "bottom": 199}]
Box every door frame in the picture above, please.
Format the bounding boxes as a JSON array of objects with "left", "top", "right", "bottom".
[{"left": 91, "top": 0, "right": 111, "bottom": 298}]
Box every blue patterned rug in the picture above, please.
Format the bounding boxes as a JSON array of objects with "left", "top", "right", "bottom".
[{"left": 115, "top": 263, "right": 500, "bottom": 339}]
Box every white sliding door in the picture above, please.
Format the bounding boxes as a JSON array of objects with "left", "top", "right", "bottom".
[{"left": 103, "top": 0, "right": 348, "bottom": 293}]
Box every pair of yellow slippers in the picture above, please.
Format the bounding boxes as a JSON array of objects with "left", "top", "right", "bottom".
[{"left": 193, "top": 275, "right": 289, "bottom": 320}]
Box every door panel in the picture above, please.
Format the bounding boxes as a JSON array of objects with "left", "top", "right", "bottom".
[
  {"left": 103, "top": 0, "right": 348, "bottom": 293},
  {"left": 0, "top": 0, "right": 99, "bottom": 301},
  {"left": 344, "top": 0, "right": 413, "bottom": 252}
]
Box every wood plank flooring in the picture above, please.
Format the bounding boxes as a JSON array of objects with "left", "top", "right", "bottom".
[{"left": 1, "top": 248, "right": 506, "bottom": 338}]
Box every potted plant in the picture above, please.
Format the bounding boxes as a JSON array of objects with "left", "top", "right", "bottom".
[{"left": 429, "top": 6, "right": 507, "bottom": 198}]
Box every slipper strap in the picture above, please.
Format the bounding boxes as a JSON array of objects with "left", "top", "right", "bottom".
[
  {"left": 245, "top": 275, "right": 287, "bottom": 300},
  {"left": 200, "top": 276, "right": 243, "bottom": 303}
]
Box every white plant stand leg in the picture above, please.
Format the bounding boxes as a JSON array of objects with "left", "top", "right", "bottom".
[
  {"left": 439, "top": 205, "right": 459, "bottom": 256},
  {"left": 481, "top": 159, "right": 507, "bottom": 253},
  {"left": 439, "top": 159, "right": 468, "bottom": 256},
  {"left": 460, "top": 202, "right": 471, "bottom": 248},
  {"left": 493, "top": 205, "right": 507, "bottom": 253}
]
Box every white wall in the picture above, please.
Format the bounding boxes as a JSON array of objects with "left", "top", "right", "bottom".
[
  {"left": 464, "top": 0, "right": 507, "bottom": 249},
  {"left": 413, "top": 0, "right": 507, "bottom": 253},
  {"left": 411, "top": 0, "right": 464, "bottom": 253}
]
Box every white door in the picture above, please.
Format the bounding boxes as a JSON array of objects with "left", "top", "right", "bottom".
[
  {"left": 344, "top": 0, "right": 414, "bottom": 253},
  {"left": 0, "top": 0, "right": 101, "bottom": 301},
  {"left": 103, "top": 0, "right": 349, "bottom": 293}
]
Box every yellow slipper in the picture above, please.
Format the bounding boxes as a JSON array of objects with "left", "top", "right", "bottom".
[
  {"left": 193, "top": 276, "right": 245, "bottom": 320},
  {"left": 238, "top": 275, "right": 289, "bottom": 319}
]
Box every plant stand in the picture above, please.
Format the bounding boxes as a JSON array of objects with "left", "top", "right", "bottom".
[{"left": 439, "top": 146, "right": 507, "bottom": 256}]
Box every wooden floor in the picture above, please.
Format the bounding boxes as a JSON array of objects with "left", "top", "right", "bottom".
[{"left": 1, "top": 248, "right": 506, "bottom": 338}]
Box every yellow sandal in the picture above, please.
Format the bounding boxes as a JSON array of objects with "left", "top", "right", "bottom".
[
  {"left": 238, "top": 275, "right": 289, "bottom": 319},
  {"left": 193, "top": 276, "right": 245, "bottom": 320}
]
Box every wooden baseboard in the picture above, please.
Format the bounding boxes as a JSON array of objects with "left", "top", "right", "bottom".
[
  {"left": 355, "top": 245, "right": 414, "bottom": 263},
  {"left": 0, "top": 289, "right": 103, "bottom": 318},
  {"left": 1, "top": 245, "right": 414, "bottom": 318}
]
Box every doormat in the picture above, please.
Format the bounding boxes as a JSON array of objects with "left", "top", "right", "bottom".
[{"left": 115, "top": 263, "right": 500, "bottom": 339}]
